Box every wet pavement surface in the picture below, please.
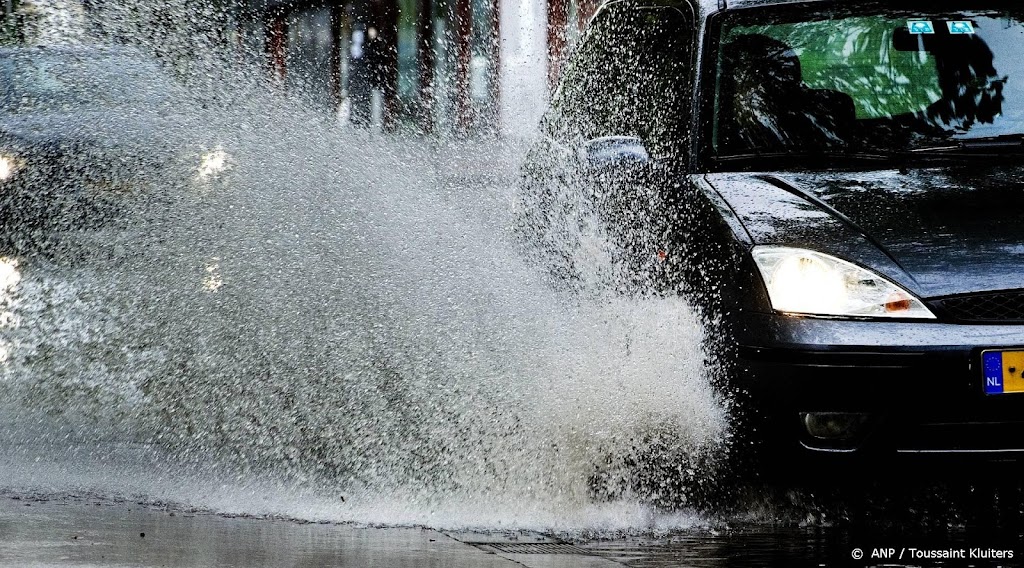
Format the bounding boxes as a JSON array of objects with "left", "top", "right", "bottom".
[
  {"left": 0, "top": 494, "right": 521, "bottom": 568},
  {"left": 3, "top": 493, "right": 1024, "bottom": 568}
]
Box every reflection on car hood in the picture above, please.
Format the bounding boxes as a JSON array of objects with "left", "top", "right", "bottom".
[
  {"left": 0, "top": 108, "right": 203, "bottom": 154},
  {"left": 707, "top": 166, "right": 1024, "bottom": 298}
]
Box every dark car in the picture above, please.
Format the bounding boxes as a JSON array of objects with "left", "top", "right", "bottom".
[
  {"left": 517, "top": 0, "right": 1024, "bottom": 467},
  {"left": 0, "top": 45, "right": 231, "bottom": 253}
]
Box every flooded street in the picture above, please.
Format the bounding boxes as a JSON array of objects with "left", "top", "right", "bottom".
[{"left": 3, "top": 1, "right": 1024, "bottom": 566}]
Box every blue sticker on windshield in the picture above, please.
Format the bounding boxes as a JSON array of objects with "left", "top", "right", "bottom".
[
  {"left": 908, "top": 20, "right": 936, "bottom": 34},
  {"left": 947, "top": 21, "right": 975, "bottom": 34}
]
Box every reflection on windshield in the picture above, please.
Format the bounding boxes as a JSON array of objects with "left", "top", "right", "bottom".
[
  {"left": 0, "top": 52, "right": 175, "bottom": 114},
  {"left": 715, "top": 11, "right": 1022, "bottom": 157}
]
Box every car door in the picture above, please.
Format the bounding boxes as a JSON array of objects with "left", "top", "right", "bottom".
[{"left": 516, "top": 1, "right": 698, "bottom": 294}]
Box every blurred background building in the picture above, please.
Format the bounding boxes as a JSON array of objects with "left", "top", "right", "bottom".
[
  {"left": 237, "top": 0, "right": 600, "bottom": 136},
  {"left": 2, "top": 0, "right": 601, "bottom": 137}
]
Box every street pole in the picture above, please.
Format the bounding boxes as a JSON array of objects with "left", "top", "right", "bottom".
[
  {"left": 487, "top": 0, "right": 500, "bottom": 133},
  {"left": 3, "top": 0, "right": 11, "bottom": 40},
  {"left": 416, "top": 0, "right": 435, "bottom": 133},
  {"left": 454, "top": 0, "right": 472, "bottom": 131},
  {"left": 330, "top": 3, "right": 344, "bottom": 112},
  {"left": 547, "top": 0, "right": 568, "bottom": 89}
]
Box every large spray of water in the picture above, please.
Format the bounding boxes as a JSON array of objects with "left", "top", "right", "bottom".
[{"left": 0, "top": 0, "right": 729, "bottom": 532}]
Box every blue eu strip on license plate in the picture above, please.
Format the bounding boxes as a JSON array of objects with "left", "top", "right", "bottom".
[
  {"left": 983, "top": 350, "right": 1024, "bottom": 395},
  {"left": 984, "top": 351, "right": 1005, "bottom": 394}
]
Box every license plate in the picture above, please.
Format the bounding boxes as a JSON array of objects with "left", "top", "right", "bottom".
[{"left": 983, "top": 350, "right": 1024, "bottom": 395}]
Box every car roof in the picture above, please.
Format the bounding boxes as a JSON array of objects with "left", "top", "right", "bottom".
[{"left": 603, "top": 0, "right": 832, "bottom": 19}]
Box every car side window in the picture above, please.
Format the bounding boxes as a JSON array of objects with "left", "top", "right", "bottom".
[{"left": 547, "top": 4, "right": 695, "bottom": 158}]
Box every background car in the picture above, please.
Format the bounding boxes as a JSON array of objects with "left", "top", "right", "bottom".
[
  {"left": 517, "top": 0, "right": 1024, "bottom": 473},
  {"left": 0, "top": 45, "right": 232, "bottom": 255}
]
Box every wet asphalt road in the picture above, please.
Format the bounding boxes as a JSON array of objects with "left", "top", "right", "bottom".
[{"left": 2, "top": 493, "right": 1023, "bottom": 568}]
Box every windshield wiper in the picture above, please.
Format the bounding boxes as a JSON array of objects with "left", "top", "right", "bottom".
[
  {"left": 910, "top": 134, "right": 1024, "bottom": 154},
  {"left": 712, "top": 151, "right": 905, "bottom": 169},
  {"left": 714, "top": 151, "right": 896, "bottom": 163}
]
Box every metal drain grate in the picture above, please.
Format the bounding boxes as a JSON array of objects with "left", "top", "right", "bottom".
[{"left": 486, "top": 543, "right": 590, "bottom": 555}]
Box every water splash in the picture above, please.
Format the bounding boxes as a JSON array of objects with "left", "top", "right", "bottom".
[{"left": 0, "top": 1, "right": 729, "bottom": 533}]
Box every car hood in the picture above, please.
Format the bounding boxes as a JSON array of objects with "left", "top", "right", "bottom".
[
  {"left": 705, "top": 166, "right": 1024, "bottom": 298},
  {"left": 0, "top": 108, "right": 206, "bottom": 155}
]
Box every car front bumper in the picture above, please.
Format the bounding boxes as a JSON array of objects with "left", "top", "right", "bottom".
[{"left": 734, "top": 312, "right": 1024, "bottom": 460}]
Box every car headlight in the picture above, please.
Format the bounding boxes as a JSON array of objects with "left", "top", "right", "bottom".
[
  {"left": 0, "top": 257, "right": 19, "bottom": 293},
  {"left": 198, "top": 149, "right": 229, "bottom": 179},
  {"left": 0, "top": 154, "right": 21, "bottom": 181},
  {"left": 751, "top": 246, "right": 935, "bottom": 319}
]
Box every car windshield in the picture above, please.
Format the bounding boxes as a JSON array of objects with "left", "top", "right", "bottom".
[
  {"left": 0, "top": 51, "right": 177, "bottom": 114},
  {"left": 713, "top": 7, "right": 1024, "bottom": 159}
]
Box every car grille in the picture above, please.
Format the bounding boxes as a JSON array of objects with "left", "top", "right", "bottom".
[{"left": 935, "top": 291, "right": 1024, "bottom": 323}]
